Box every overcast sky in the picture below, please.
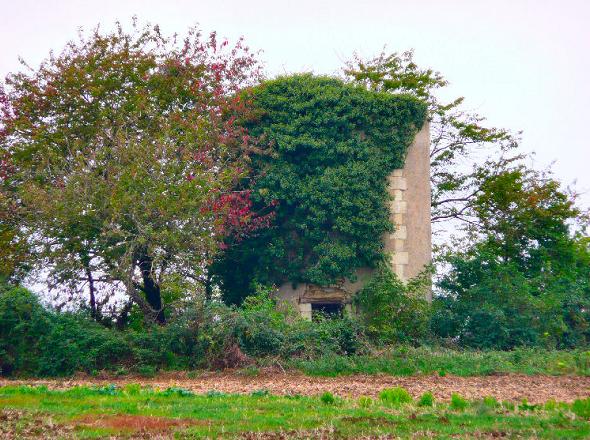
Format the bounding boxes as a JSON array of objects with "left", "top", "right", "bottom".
[{"left": 1, "top": 0, "right": 589, "bottom": 207}]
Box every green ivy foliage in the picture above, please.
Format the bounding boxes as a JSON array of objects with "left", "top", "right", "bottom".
[{"left": 213, "top": 74, "right": 427, "bottom": 303}]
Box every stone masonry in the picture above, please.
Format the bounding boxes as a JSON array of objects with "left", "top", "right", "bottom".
[{"left": 278, "top": 122, "right": 432, "bottom": 319}]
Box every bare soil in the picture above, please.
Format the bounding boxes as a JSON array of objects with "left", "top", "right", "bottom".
[
  {"left": 2, "top": 371, "right": 590, "bottom": 403},
  {"left": 74, "top": 413, "right": 199, "bottom": 432}
]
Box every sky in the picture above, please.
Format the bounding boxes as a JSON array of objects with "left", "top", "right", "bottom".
[{"left": 1, "top": 0, "right": 589, "bottom": 207}]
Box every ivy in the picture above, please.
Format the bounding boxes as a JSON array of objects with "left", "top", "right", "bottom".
[{"left": 213, "top": 74, "right": 427, "bottom": 303}]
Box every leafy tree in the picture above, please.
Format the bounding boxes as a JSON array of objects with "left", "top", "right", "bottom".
[
  {"left": 433, "top": 167, "right": 590, "bottom": 348},
  {"left": 0, "top": 22, "right": 265, "bottom": 323},
  {"left": 344, "top": 50, "right": 521, "bottom": 230},
  {"left": 212, "top": 74, "right": 427, "bottom": 303},
  {"left": 345, "top": 50, "right": 590, "bottom": 348}
]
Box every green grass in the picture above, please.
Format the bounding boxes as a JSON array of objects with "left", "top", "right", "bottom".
[
  {"left": 285, "top": 346, "right": 590, "bottom": 377},
  {"left": 1, "top": 385, "right": 589, "bottom": 438}
]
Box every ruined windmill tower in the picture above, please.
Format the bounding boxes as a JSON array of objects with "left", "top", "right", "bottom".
[{"left": 278, "top": 123, "right": 432, "bottom": 319}]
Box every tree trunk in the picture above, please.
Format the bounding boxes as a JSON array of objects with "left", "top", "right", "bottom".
[
  {"left": 85, "top": 265, "right": 98, "bottom": 320},
  {"left": 137, "top": 253, "right": 166, "bottom": 324}
]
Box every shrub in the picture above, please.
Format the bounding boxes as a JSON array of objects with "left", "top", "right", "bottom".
[
  {"left": 502, "top": 401, "right": 515, "bottom": 411},
  {"left": 544, "top": 399, "right": 557, "bottom": 411},
  {"left": 137, "top": 366, "right": 157, "bottom": 378},
  {"left": 355, "top": 266, "right": 430, "bottom": 345},
  {"left": 572, "top": 398, "right": 590, "bottom": 418},
  {"left": 482, "top": 396, "right": 499, "bottom": 408},
  {"left": 251, "top": 389, "right": 269, "bottom": 397},
  {"left": 0, "top": 287, "right": 134, "bottom": 376},
  {"left": 237, "top": 288, "right": 288, "bottom": 357},
  {"left": 418, "top": 391, "right": 434, "bottom": 407},
  {"left": 320, "top": 392, "right": 337, "bottom": 405},
  {"left": 0, "top": 285, "right": 368, "bottom": 377},
  {"left": 518, "top": 399, "right": 540, "bottom": 411},
  {"left": 0, "top": 287, "right": 51, "bottom": 375},
  {"left": 450, "top": 393, "right": 469, "bottom": 411},
  {"left": 161, "top": 387, "right": 193, "bottom": 397},
  {"left": 379, "top": 387, "right": 412, "bottom": 407}
]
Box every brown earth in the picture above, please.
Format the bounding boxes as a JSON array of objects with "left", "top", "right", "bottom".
[
  {"left": 2, "top": 371, "right": 590, "bottom": 403},
  {"left": 74, "top": 413, "right": 199, "bottom": 432}
]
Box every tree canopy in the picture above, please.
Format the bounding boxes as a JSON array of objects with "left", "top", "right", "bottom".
[
  {"left": 0, "top": 23, "right": 266, "bottom": 323},
  {"left": 433, "top": 167, "right": 590, "bottom": 348}
]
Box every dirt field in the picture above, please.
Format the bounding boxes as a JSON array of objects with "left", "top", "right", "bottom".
[{"left": 3, "top": 371, "right": 590, "bottom": 403}]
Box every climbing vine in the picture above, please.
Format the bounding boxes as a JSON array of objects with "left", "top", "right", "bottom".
[{"left": 213, "top": 74, "right": 427, "bottom": 303}]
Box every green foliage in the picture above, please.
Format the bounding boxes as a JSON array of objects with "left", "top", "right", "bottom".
[
  {"left": 288, "top": 346, "right": 590, "bottom": 377},
  {"left": 435, "top": 168, "right": 590, "bottom": 349},
  {"left": 482, "top": 396, "right": 499, "bottom": 408},
  {"left": 418, "top": 391, "right": 434, "bottom": 407},
  {"left": 0, "top": 22, "right": 261, "bottom": 322},
  {"left": 518, "top": 399, "right": 540, "bottom": 411},
  {"left": 320, "top": 391, "right": 337, "bottom": 405},
  {"left": 161, "top": 387, "right": 194, "bottom": 397},
  {"left": 379, "top": 387, "right": 412, "bottom": 406},
  {"left": 213, "top": 74, "right": 427, "bottom": 303},
  {"left": 0, "top": 287, "right": 136, "bottom": 376},
  {"left": 7, "top": 286, "right": 590, "bottom": 378},
  {"left": 502, "top": 401, "right": 516, "bottom": 411},
  {"left": 358, "top": 395, "right": 373, "bottom": 408},
  {"left": 344, "top": 50, "right": 521, "bottom": 228},
  {"left": 0, "top": 287, "right": 51, "bottom": 375},
  {"left": 0, "top": 286, "right": 364, "bottom": 376},
  {"left": 354, "top": 265, "right": 431, "bottom": 344},
  {"left": 250, "top": 388, "right": 269, "bottom": 397},
  {"left": 123, "top": 383, "right": 142, "bottom": 395},
  {"left": 572, "top": 398, "right": 590, "bottom": 418},
  {"left": 137, "top": 365, "right": 157, "bottom": 378},
  {"left": 450, "top": 393, "right": 469, "bottom": 411}
]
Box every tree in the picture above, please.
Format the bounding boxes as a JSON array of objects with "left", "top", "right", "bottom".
[
  {"left": 0, "top": 22, "right": 265, "bottom": 323},
  {"left": 0, "top": 154, "right": 28, "bottom": 280},
  {"left": 433, "top": 167, "right": 590, "bottom": 348},
  {"left": 343, "top": 50, "right": 521, "bottom": 232}
]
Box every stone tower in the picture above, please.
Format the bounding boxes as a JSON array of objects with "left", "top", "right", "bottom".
[{"left": 278, "top": 123, "right": 432, "bottom": 319}]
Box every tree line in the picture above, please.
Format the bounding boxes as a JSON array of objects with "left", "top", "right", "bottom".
[{"left": 1, "top": 21, "right": 588, "bottom": 351}]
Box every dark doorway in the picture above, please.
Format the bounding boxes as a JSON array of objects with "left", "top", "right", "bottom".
[{"left": 312, "top": 302, "right": 343, "bottom": 320}]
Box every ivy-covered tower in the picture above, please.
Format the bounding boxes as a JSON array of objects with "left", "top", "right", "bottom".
[
  {"left": 212, "top": 74, "right": 431, "bottom": 313},
  {"left": 278, "top": 123, "right": 431, "bottom": 319}
]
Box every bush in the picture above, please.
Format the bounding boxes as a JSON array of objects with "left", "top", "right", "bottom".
[
  {"left": 572, "top": 398, "right": 590, "bottom": 418},
  {"left": 0, "top": 287, "right": 137, "bottom": 376},
  {"left": 379, "top": 387, "right": 412, "bottom": 407},
  {"left": 0, "top": 287, "right": 51, "bottom": 375},
  {"left": 237, "top": 288, "right": 288, "bottom": 357},
  {"left": 355, "top": 266, "right": 430, "bottom": 345},
  {"left": 0, "top": 286, "right": 367, "bottom": 376},
  {"left": 482, "top": 396, "right": 499, "bottom": 408},
  {"left": 320, "top": 392, "right": 337, "bottom": 405},
  {"left": 450, "top": 393, "right": 469, "bottom": 411},
  {"left": 418, "top": 391, "right": 434, "bottom": 407}
]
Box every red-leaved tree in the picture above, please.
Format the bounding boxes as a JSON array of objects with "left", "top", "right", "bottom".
[{"left": 0, "top": 21, "right": 269, "bottom": 323}]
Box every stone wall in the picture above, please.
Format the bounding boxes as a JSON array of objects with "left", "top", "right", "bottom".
[
  {"left": 384, "top": 122, "right": 432, "bottom": 292},
  {"left": 278, "top": 122, "right": 432, "bottom": 318}
]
